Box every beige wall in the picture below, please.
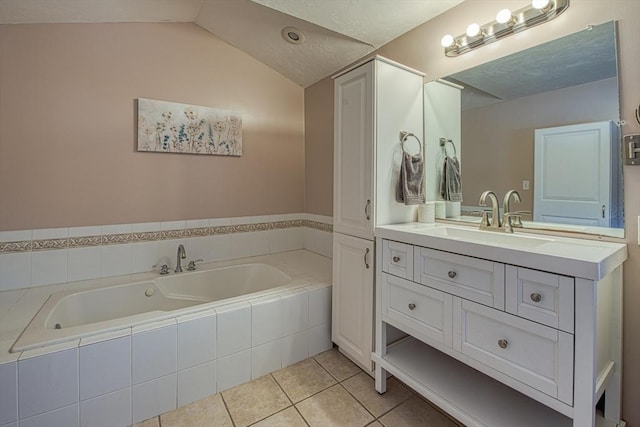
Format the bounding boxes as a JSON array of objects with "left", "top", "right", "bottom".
[
  {"left": 304, "top": 0, "right": 640, "bottom": 424},
  {"left": 0, "top": 22, "right": 304, "bottom": 231},
  {"left": 304, "top": 77, "right": 334, "bottom": 217},
  {"left": 462, "top": 77, "right": 619, "bottom": 213}
]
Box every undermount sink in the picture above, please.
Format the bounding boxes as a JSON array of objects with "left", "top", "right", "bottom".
[{"left": 430, "top": 226, "right": 554, "bottom": 249}]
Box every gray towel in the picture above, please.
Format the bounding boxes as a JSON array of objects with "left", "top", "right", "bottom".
[
  {"left": 396, "top": 153, "right": 425, "bottom": 205},
  {"left": 440, "top": 155, "right": 463, "bottom": 202}
]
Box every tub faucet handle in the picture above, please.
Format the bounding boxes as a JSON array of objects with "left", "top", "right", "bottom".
[
  {"left": 187, "top": 259, "right": 204, "bottom": 271},
  {"left": 153, "top": 264, "right": 170, "bottom": 275}
]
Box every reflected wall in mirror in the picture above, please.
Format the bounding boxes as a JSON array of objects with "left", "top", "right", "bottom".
[{"left": 439, "top": 20, "right": 623, "bottom": 237}]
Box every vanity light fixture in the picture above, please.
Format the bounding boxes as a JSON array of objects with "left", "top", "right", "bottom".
[{"left": 442, "top": 0, "right": 569, "bottom": 57}]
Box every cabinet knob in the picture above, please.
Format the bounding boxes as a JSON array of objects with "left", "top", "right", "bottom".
[
  {"left": 447, "top": 271, "right": 457, "bottom": 279},
  {"left": 408, "top": 303, "right": 416, "bottom": 311},
  {"left": 530, "top": 292, "right": 542, "bottom": 303},
  {"left": 392, "top": 256, "right": 401, "bottom": 263},
  {"left": 498, "top": 339, "right": 509, "bottom": 349}
]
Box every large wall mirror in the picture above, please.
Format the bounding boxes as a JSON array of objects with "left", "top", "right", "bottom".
[{"left": 437, "top": 21, "right": 623, "bottom": 237}]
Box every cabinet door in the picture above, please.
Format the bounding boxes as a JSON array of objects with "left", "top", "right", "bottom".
[
  {"left": 333, "top": 62, "right": 374, "bottom": 240},
  {"left": 332, "top": 233, "right": 374, "bottom": 370}
]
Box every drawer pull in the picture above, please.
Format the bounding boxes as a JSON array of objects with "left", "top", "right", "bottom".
[
  {"left": 498, "top": 339, "right": 509, "bottom": 349},
  {"left": 392, "top": 256, "right": 401, "bottom": 263},
  {"left": 408, "top": 303, "right": 416, "bottom": 311},
  {"left": 447, "top": 271, "right": 457, "bottom": 279},
  {"left": 530, "top": 292, "right": 542, "bottom": 303},
  {"left": 364, "top": 248, "right": 370, "bottom": 269}
]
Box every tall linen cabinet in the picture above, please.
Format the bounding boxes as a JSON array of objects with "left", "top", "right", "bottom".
[{"left": 332, "top": 56, "right": 424, "bottom": 370}]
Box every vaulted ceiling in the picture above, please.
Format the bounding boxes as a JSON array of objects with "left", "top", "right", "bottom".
[{"left": 0, "top": 0, "right": 464, "bottom": 87}]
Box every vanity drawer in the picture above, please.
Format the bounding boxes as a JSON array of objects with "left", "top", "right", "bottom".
[
  {"left": 453, "top": 299, "right": 573, "bottom": 405},
  {"left": 414, "top": 247, "right": 505, "bottom": 309},
  {"left": 381, "top": 273, "right": 453, "bottom": 347},
  {"left": 506, "top": 266, "right": 574, "bottom": 333},
  {"left": 382, "top": 240, "right": 414, "bottom": 280}
]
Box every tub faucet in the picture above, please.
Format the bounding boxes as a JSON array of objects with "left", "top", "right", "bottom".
[{"left": 175, "top": 244, "right": 187, "bottom": 273}]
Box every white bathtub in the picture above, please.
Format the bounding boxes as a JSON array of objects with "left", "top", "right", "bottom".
[{"left": 12, "top": 262, "right": 301, "bottom": 352}]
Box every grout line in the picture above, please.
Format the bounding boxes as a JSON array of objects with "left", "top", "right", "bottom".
[
  {"left": 219, "top": 391, "right": 237, "bottom": 427},
  {"left": 337, "top": 381, "right": 378, "bottom": 420}
]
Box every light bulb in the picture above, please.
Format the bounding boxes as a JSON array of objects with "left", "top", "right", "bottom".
[
  {"left": 466, "top": 23, "right": 481, "bottom": 37},
  {"left": 532, "top": 0, "right": 550, "bottom": 10},
  {"left": 496, "top": 8, "right": 513, "bottom": 24},
  {"left": 441, "top": 34, "right": 455, "bottom": 47}
]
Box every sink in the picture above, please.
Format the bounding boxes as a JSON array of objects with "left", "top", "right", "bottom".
[{"left": 430, "top": 227, "right": 554, "bottom": 249}]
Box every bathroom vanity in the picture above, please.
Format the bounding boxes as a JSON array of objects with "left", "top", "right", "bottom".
[{"left": 372, "top": 223, "right": 627, "bottom": 427}]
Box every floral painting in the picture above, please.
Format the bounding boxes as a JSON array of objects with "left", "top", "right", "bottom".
[{"left": 137, "top": 98, "right": 242, "bottom": 156}]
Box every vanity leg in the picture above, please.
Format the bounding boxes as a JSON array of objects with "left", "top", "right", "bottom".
[
  {"left": 375, "top": 364, "right": 387, "bottom": 394},
  {"left": 573, "top": 280, "right": 597, "bottom": 427},
  {"left": 604, "top": 267, "right": 624, "bottom": 423}
]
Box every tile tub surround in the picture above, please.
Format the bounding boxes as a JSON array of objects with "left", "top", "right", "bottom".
[
  {"left": 0, "top": 214, "right": 333, "bottom": 291},
  {"left": 133, "top": 348, "right": 462, "bottom": 427},
  {"left": 0, "top": 251, "right": 332, "bottom": 426}
]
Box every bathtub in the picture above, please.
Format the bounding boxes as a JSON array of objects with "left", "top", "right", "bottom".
[
  {"left": 11, "top": 262, "right": 301, "bottom": 352},
  {"left": 3, "top": 250, "right": 332, "bottom": 426}
]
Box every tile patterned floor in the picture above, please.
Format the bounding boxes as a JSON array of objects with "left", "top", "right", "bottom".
[{"left": 134, "top": 348, "right": 463, "bottom": 427}]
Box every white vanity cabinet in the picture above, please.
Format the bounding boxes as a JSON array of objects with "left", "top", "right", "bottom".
[{"left": 373, "top": 226, "right": 627, "bottom": 427}]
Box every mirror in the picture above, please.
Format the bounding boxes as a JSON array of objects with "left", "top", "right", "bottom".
[{"left": 437, "top": 21, "right": 623, "bottom": 237}]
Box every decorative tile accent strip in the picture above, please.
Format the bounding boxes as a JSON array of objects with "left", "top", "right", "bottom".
[
  {"left": 32, "top": 238, "right": 68, "bottom": 251},
  {"left": 0, "top": 240, "right": 32, "bottom": 253},
  {"left": 102, "top": 233, "right": 133, "bottom": 245},
  {"left": 132, "top": 231, "right": 162, "bottom": 242},
  {"left": 186, "top": 227, "right": 211, "bottom": 237},
  {"left": 304, "top": 220, "right": 333, "bottom": 232},
  {"left": 69, "top": 236, "right": 102, "bottom": 248},
  {"left": 0, "top": 219, "right": 333, "bottom": 254},
  {"left": 212, "top": 225, "right": 233, "bottom": 235},
  {"left": 161, "top": 229, "right": 186, "bottom": 240}
]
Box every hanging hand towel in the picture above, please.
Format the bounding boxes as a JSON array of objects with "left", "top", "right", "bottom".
[
  {"left": 440, "top": 155, "right": 463, "bottom": 202},
  {"left": 396, "top": 152, "right": 425, "bottom": 205}
]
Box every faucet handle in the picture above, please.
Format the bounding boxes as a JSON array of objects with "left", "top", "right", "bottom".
[
  {"left": 503, "top": 212, "right": 525, "bottom": 233},
  {"left": 153, "top": 264, "right": 171, "bottom": 275},
  {"left": 187, "top": 259, "right": 204, "bottom": 271}
]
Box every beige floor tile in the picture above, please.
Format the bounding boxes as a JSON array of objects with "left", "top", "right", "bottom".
[
  {"left": 251, "top": 406, "right": 308, "bottom": 427},
  {"left": 367, "top": 422, "right": 384, "bottom": 427},
  {"left": 222, "top": 375, "right": 291, "bottom": 427},
  {"left": 342, "top": 372, "right": 413, "bottom": 417},
  {"left": 160, "top": 393, "right": 233, "bottom": 427},
  {"left": 378, "top": 396, "right": 459, "bottom": 427},
  {"left": 132, "top": 417, "right": 159, "bottom": 427},
  {"left": 272, "top": 358, "right": 336, "bottom": 402},
  {"left": 313, "top": 348, "right": 361, "bottom": 381},
  {"left": 296, "top": 384, "right": 374, "bottom": 427}
]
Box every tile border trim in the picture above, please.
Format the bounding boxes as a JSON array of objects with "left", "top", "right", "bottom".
[{"left": 0, "top": 219, "right": 332, "bottom": 254}]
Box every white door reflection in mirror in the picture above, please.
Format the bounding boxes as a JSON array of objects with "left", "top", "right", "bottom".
[{"left": 533, "top": 121, "right": 621, "bottom": 227}]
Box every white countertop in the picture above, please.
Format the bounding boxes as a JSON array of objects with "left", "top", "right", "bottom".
[{"left": 376, "top": 223, "right": 628, "bottom": 281}]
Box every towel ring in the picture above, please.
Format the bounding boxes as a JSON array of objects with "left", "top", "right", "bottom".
[
  {"left": 400, "top": 132, "right": 422, "bottom": 155},
  {"left": 439, "top": 137, "right": 457, "bottom": 157}
]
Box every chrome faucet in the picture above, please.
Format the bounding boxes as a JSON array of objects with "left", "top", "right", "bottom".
[
  {"left": 478, "top": 190, "right": 501, "bottom": 229},
  {"left": 175, "top": 244, "right": 186, "bottom": 273},
  {"left": 503, "top": 190, "right": 524, "bottom": 232}
]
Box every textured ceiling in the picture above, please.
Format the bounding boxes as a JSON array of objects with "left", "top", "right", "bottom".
[
  {"left": 447, "top": 21, "right": 617, "bottom": 110},
  {"left": 0, "top": 0, "right": 464, "bottom": 87}
]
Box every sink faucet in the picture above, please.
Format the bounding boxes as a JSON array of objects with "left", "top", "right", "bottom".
[
  {"left": 175, "top": 244, "right": 186, "bottom": 273},
  {"left": 503, "top": 190, "right": 524, "bottom": 231},
  {"left": 478, "top": 190, "right": 501, "bottom": 229}
]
